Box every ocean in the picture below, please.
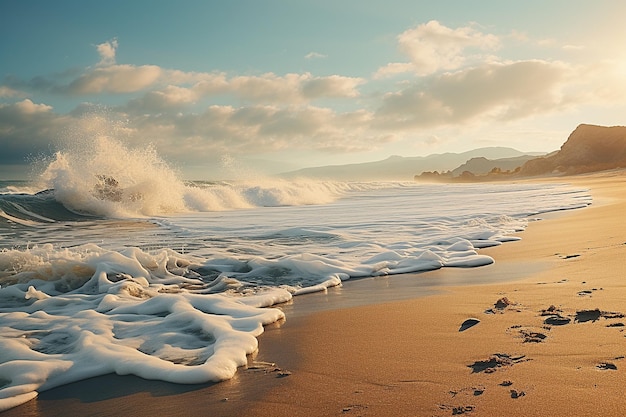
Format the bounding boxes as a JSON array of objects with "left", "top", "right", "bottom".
[{"left": 0, "top": 140, "right": 591, "bottom": 411}]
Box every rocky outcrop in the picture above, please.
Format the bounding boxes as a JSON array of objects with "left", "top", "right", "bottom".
[
  {"left": 451, "top": 155, "right": 536, "bottom": 177},
  {"left": 519, "top": 124, "right": 626, "bottom": 176}
]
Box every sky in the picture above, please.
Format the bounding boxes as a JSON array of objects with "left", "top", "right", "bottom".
[{"left": 1, "top": 0, "right": 626, "bottom": 180}]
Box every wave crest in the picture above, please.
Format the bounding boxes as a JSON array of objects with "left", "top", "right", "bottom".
[{"left": 36, "top": 136, "right": 361, "bottom": 218}]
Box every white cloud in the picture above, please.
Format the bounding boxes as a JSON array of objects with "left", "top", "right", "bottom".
[
  {"left": 0, "top": 100, "right": 66, "bottom": 164},
  {"left": 374, "top": 60, "right": 572, "bottom": 129},
  {"left": 96, "top": 38, "right": 118, "bottom": 66},
  {"left": 3, "top": 26, "right": 624, "bottom": 176},
  {"left": 562, "top": 44, "right": 585, "bottom": 51},
  {"left": 165, "top": 70, "right": 228, "bottom": 87},
  {"left": 67, "top": 64, "right": 163, "bottom": 94},
  {"left": 117, "top": 103, "right": 381, "bottom": 161},
  {"left": 229, "top": 73, "right": 308, "bottom": 103},
  {"left": 224, "top": 73, "right": 364, "bottom": 104},
  {"left": 14, "top": 99, "right": 53, "bottom": 114},
  {"left": 392, "top": 20, "right": 500, "bottom": 76},
  {"left": 2, "top": 38, "right": 362, "bottom": 106},
  {"left": 0, "top": 86, "right": 25, "bottom": 98},
  {"left": 305, "top": 52, "right": 327, "bottom": 59},
  {"left": 372, "top": 62, "right": 415, "bottom": 79},
  {"left": 125, "top": 85, "right": 199, "bottom": 112},
  {"left": 301, "top": 75, "right": 364, "bottom": 99}
]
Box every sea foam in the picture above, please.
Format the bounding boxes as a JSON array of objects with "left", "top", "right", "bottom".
[
  {"left": 36, "top": 136, "right": 355, "bottom": 218},
  {"left": 0, "top": 244, "right": 289, "bottom": 411},
  {"left": 0, "top": 135, "right": 593, "bottom": 412}
]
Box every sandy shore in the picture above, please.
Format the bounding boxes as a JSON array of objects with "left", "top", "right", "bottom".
[
  {"left": 244, "top": 170, "right": 626, "bottom": 417},
  {"left": 4, "top": 170, "right": 625, "bottom": 416}
]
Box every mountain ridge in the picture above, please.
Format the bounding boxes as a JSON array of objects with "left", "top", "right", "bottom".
[{"left": 280, "top": 147, "right": 541, "bottom": 181}]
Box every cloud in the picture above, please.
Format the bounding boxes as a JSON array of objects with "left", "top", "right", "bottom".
[
  {"left": 228, "top": 73, "right": 308, "bottom": 103},
  {"left": 374, "top": 60, "right": 571, "bottom": 129},
  {"left": 376, "top": 20, "right": 501, "bottom": 77},
  {"left": 65, "top": 64, "right": 163, "bottom": 94},
  {"left": 96, "top": 38, "right": 118, "bottom": 66},
  {"left": 0, "top": 100, "right": 65, "bottom": 163},
  {"left": 2, "top": 26, "right": 623, "bottom": 177},
  {"left": 13, "top": 99, "right": 53, "bottom": 114},
  {"left": 125, "top": 85, "right": 200, "bottom": 112},
  {"left": 2, "top": 38, "right": 362, "bottom": 106},
  {"left": 226, "top": 73, "right": 363, "bottom": 103},
  {"left": 0, "top": 85, "right": 26, "bottom": 98},
  {"left": 164, "top": 70, "right": 229, "bottom": 86},
  {"left": 123, "top": 72, "right": 364, "bottom": 111},
  {"left": 373, "top": 62, "right": 415, "bottom": 79},
  {"left": 562, "top": 44, "right": 585, "bottom": 51},
  {"left": 305, "top": 52, "right": 327, "bottom": 59},
  {"left": 126, "top": 104, "right": 378, "bottom": 159},
  {"left": 301, "top": 75, "right": 364, "bottom": 99}
]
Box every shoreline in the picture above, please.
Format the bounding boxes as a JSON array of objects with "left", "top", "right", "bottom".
[
  {"left": 3, "top": 170, "right": 624, "bottom": 416},
  {"left": 243, "top": 170, "right": 626, "bottom": 416}
]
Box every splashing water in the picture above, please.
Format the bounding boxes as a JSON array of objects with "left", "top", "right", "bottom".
[
  {"left": 40, "top": 137, "right": 188, "bottom": 217},
  {"left": 0, "top": 123, "right": 594, "bottom": 413},
  {"left": 37, "top": 135, "right": 351, "bottom": 217}
]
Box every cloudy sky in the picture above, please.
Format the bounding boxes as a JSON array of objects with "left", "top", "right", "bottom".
[{"left": 1, "top": 0, "right": 625, "bottom": 179}]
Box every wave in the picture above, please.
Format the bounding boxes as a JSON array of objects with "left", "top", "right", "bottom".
[
  {"left": 0, "top": 180, "right": 592, "bottom": 411},
  {"left": 21, "top": 136, "right": 396, "bottom": 219},
  {"left": 0, "top": 191, "right": 93, "bottom": 226},
  {"left": 1, "top": 179, "right": 395, "bottom": 225}
]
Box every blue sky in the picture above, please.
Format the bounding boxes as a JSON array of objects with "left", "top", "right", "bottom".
[{"left": 1, "top": 0, "right": 626, "bottom": 179}]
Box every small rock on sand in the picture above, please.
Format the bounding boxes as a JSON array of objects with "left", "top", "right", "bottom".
[
  {"left": 495, "top": 297, "right": 513, "bottom": 309},
  {"left": 510, "top": 389, "right": 526, "bottom": 399}
]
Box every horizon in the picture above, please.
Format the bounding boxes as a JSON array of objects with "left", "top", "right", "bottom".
[{"left": 1, "top": 1, "right": 626, "bottom": 180}]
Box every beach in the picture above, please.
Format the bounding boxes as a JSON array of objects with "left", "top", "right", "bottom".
[
  {"left": 244, "top": 170, "right": 626, "bottom": 417},
  {"left": 255, "top": 170, "right": 625, "bottom": 417},
  {"left": 3, "top": 170, "right": 625, "bottom": 416}
]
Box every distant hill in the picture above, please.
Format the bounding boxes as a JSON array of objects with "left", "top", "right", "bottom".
[
  {"left": 450, "top": 155, "right": 538, "bottom": 177},
  {"left": 519, "top": 124, "right": 626, "bottom": 176},
  {"left": 280, "top": 147, "right": 539, "bottom": 181}
]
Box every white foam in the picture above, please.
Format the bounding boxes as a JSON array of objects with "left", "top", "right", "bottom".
[
  {"left": 0, "top": 245, "right": 289, "bottom": 411},
  {"left": 36, "top": 136, "right": 362, "bottom": 217},
  {"left": 0, "top": 152, "right": 593, "bottom": 411}
]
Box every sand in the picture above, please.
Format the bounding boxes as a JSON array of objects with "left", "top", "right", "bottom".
[
  {"left": 4, "top": 170, "right": 626, "bottom": 416},
  {"left": 242, "top": 170, "right": 626, "bottom": 417}
]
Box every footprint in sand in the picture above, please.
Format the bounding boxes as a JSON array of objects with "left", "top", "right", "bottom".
[
  {"left": 468, "top": 353, "right": 530, "bottom": 374},
  {"left": 575, "top": 309, "right": 625, "bottom": 323},
  {"left": 506, "top": 325, "right": 548, "bottom": 343},
  {"left": 519, "top": 329, "right": 548, "bottom": 343},
  {"left": 543, "top": 314, "right": 571, "bottom": 326},
  {"left": 510, "top": 389, "right": 526, "bottom": 399},
  {"left": 459, "top": 318, "right": 481, "bottom": 332},
  {"left": 597, "top": 362, "right": 618, "bottom": 370},
  {"left": 540, "top": 305, "right": 571, "bottom": 325},
  {"left": 341, "top": 404, "right": 368, "bottom": 414},
  {"left": 449, "top": 386, "right": 486, "bottom": 398},
  {"left": 596, "top": 356, "right": 624, "bottom": 370},
  {"left": 438, "top": 404, "right": 475, "bottom": 415},
  {"left": 485, "top": 297, "right": 517, "bottom": 314}
]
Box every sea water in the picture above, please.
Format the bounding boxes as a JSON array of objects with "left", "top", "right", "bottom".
[{"left": 0, "top": 138, "right": 591, "bottom": 411}]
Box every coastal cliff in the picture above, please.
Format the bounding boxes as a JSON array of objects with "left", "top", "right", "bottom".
[
  {"left": 416, "top": 124, "right": 626, "bottom": 181},
  {"left": 519, "top": 124, "right": 626, "bottom": 176}
]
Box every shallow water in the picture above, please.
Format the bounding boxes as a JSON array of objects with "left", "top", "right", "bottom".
[{"left": 0, "top": 142, "right": 592, "bottom": 412}]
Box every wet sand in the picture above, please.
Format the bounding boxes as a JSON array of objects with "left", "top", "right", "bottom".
[{"left": 4, "top": 170, "right": 626, "bottom": 416}]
